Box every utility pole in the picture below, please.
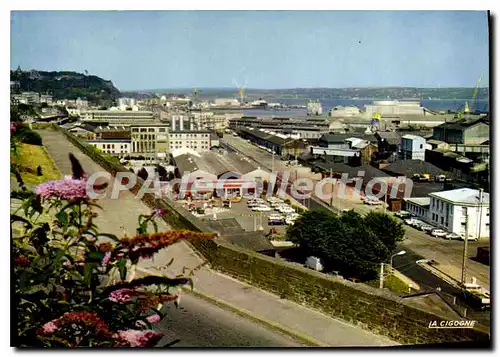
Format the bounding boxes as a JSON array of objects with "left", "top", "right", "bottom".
[
  {"left": 330, "top": 168, "right": 334, "bottom": 207},
  {"left": 477, "top": 188, "right": 484, "bottom": 240},
  {"left": 379, "top": 263, "right": 385, "bottom": 289},
  {"left": 461, "top": 211, "right": 469, "bottom": 284},
  {"left": 272, "top": 151, "right": 275, "bottom": 172}
]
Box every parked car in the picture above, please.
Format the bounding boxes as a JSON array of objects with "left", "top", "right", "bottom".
[
  {"left": 252, "top": 205, "right": 272, "bottom": 212},
  {"left": 395, "top": 210, "right": 412, "bottom": 219},
  {"left": 460, "top": 233, "right": 478, "bottom": 241},
  {"left": 281, "top": 207, "right": 295, "bottom": 214},
  {"left": 431, "top": 229, "right": 448, "bottom": 238},
  {"left": 268, "top": 214, "right": 285, "bottom": 225},
  {"left": 445, "top": 232, "right": 461, "bottom": 240},
  {"left": 420, "top": 224, "right": 435, "bottom": 233}
]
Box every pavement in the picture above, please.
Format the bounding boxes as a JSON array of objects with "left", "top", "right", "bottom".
[{"left": 35, "top": 129, "right": 397, "bottom": 347}]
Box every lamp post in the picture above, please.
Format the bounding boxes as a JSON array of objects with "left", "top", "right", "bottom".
[{"left": 390, "top": 250, "right": 406, "bottom": 273}]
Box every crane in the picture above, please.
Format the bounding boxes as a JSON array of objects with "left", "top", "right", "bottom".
[
  {"left": 192, "top": 88, "right": 200, "bottom": 102},
  {"left": 458, "top": 75, "right": 482, "bottom": 120}
]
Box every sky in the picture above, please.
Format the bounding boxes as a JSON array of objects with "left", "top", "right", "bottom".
[{"left": 10, "top": 11, "right": 490, "bottom": 91}]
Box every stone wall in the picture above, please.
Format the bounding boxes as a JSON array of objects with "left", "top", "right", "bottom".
[{"left": 54, "top": 125, "right": 490, "bottom": 345}]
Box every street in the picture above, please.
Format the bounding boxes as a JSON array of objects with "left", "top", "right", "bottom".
[{"left": 156, "top": 294, "right": 304, "bottom": 347}]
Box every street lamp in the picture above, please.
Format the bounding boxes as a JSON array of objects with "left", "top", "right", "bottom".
[{"left": 390, "top": 250, "right": 406, "bottom": 271}]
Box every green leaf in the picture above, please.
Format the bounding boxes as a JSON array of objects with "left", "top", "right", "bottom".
[
  {"left": 150, "top": 219, "right": 158, "bottom": 234},
  {"left": 83, "top": 263, "right": 94, "bottom": 285},
  {"left": 56, "top": 211, "right": 68, "bottom": 228},
  {"left": 117, "top": 259, "right": 127, "bottom": 281}
]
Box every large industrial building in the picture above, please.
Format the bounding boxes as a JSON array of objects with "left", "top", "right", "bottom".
[
  {"left": 229, "top": 116, "right": 346, "bottom": 139},
  {"left": 81, "top": 110, "right": 155, "bottom": 125}
]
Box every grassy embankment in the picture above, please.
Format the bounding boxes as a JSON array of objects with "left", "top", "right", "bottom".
[{"left": 11, "top": 143, "right": 61, "bottom": 188}]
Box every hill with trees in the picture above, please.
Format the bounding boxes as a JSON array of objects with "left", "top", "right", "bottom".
[{"left": 10, "top": 69, "right": 121, "bottom": 105}]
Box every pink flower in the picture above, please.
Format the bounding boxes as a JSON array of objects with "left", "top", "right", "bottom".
[
  {"left": 35, "top": 177, "right": 89, "bottom": 201},
  {"left": 146, "top": 314, "right": 161, "bottom": 324},
  {"left": 10, "top": 122, "right": 16, "bottom": 134},
  {"left": 153, "top": 208, "right": 166, "bottom": 218},
  {"left": 133, "top": 315, "right": 161, "bottom": 328},
  {"left": 109, "top": 288, "right": 136, "bottom": 304},
  {"left": 115, "top": 329, "right": 163, "bottom": 347},
  {"left": 102, "top": 252, "right": 112, "bottom": 266},
  {"left": 63, "top": 261, "right": 71, "bottom": 267},
  {"left": 41, "top": 321, "right": 59, "bottom": 334}
]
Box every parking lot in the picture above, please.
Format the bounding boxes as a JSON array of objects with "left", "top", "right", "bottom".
[{"left": 179, "top": 196, "right": 302, "bottom": 237}]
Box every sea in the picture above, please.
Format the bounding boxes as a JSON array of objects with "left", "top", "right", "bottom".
[{"left": 242, "top": 99, "right": 489, "bottom": 118}]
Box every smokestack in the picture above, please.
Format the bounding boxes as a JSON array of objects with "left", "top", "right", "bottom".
[
  {"left": 171, "top": 116, "right": 176, "bottom": 131},
  {"left": 180, "top": 117, "right": 184, "bottom": 131}
]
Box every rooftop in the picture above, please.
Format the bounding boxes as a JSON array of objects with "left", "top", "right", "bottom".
[
  {"left": 319, "top": 133, "right": 378, "bottom": 144},
  {"left": 404, "top": 197, "right": 431, "bottom": 207},
  {"left": 429, "top": 188, "right": 490, "bottom": 205},
  {"left": 434, "top": 117, "right": 489, "bottom": 131},
  {"left": 402, "top": 134, "right": 425, "bottom": 141},
  {"left": 174, "top": 151, "right": 260, "bottom": 178},
  {"left": 375, "top": 131, "right": 401, "bottom": 145},
  {"left": 382, "top": 160, "right": 451, "bottom": 178}
]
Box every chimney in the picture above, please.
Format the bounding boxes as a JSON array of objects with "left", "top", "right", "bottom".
[
  {"left": 172, "top": 116, "right": 176, "bottom": 131},
  {"left": 180, "top": 117, "right": 184, "bottom": 131}
]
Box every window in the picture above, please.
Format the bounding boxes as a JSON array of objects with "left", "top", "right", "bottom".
[
  {"left": 148, "top": 128, "right": 154, "bottom": 132},
  {"left": 159, "top": 128, "right": 166, "bottom": 132},
  {"left": 420, "top": 144, "right": 423, "bottom": 149},
  {"left": 440, "top": 217, "right": 444, "bottom": 224},
  {"left": 140, "top": 128, "right": 147, "bottom": 132},
  {"left": 107, "top": 144, "right": 111, "bottom": 149},
  {"left": 132, "top": 128, "right": 138, "bottom": 132}
]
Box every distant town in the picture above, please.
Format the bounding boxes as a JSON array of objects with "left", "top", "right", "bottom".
[{"left": 11, "top": 68, "right": 491, "bottom": 347}]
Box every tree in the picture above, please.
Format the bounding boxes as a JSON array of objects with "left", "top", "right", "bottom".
[
  {"left": 287, "top": 210, "right": 391, "bottom": 279},
  {"left": 363, "top": 212, "right": 406, "bottom": 253},
  {"left": 137, "top": 167, "right": 149, "bottom": 181}
]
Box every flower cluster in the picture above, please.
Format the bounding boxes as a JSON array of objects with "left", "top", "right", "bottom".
[
  {"left": 135, "top": 314, "right": 161, "bottom": 328},
  {"left": 119, "top": 231, "right": 216, "bottom": 261},
  {"left": 137, "top": 293, "right": 179, "bottom": 312},
  {"left": 35, "top": 177, "right": 89, "bottom": 200},
  {"left": 11, "top": 122, "right": 16, "bottom": 134},
  {"left": 109, "top": 288, "right": 137, "bottom": 304},
  {"left": 37, "top": 312, "right": 113, "bottom": 339},
  {"left": 115, "top": 329, "right": 163, "bottom": 347},
  {"left": 14, "top": 256, "right": 30, "bottom": 266}
]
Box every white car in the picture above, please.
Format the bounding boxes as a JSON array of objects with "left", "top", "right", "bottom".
[
  {"left": 281, "top": 207, "right": 295, "bottom": 214},
  {"left": 430, "top": 229, "right": 448, "bottom": 238},
  {"left": 420, "top": 224, "right": 435, "bottom": 233},
  {"left": 460, "top": 233, "right": 478, "bottom": 241},
  {"left": 445, "top": 232, "right": 461, "bottom": 240},
  {"left": 252, "top": 205, "right": 272, "bottom": 212}
]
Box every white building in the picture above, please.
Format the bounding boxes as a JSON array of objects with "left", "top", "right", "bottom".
[
  {"left": 130, "top": 124, "right": 170, "bottom": 158},
  {"left": 88, "top": 139, "right": 131, "bottom": 156},
  {"left": 364, "top": 100, "right": 425, "bottom": 117},
  {"left": 429, "top": 188, "right": 489, "bottom": 238},
  {"left": 307, "top": 101, "right": 323, "bottom": 116},
  {"left": 401, "top": 134, "right": 427, "bottom": 161},
  {"left": 40, "top": 94, "right": 53, "bottom": 105},
  {"left": 214, "top": 98, "right": 240, "bottom": 107},
  {"left": 328, "top": 105, "right": 361, "bottom": 117},
  {"left": 405, "top": 197, "right": 431, "bottom": 221}
]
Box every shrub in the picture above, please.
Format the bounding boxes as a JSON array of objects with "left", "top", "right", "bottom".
[
  {"left": 12, "top": 154, "right": 216, "bottom": 347},
  {"left": 16, "top": 127, "right": 43, "bottom": 146}
]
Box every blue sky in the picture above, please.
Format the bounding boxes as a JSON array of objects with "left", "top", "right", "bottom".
[{"left": 11, "top": 11, "right": 489, "bottom": 90}]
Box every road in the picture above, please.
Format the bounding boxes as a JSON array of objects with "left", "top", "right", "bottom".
[{"left": 155, "top": 294, "right": 303, "bottom": 347}]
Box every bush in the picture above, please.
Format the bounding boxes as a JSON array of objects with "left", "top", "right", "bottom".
[
  {"left": 15, "top": 127, "right": 43, "bottom": 146},
  {"left": 12, "top": 154, "right": 216, "bottom": 347}
]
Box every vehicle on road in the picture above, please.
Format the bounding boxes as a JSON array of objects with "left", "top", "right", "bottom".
[
  {"left": 420, "top": 224, "right": 435, "bottom": 233},
  {"left": 460, "top": 233, "right": 478, "bottom": 241},
  {"left": 445, "top": 232, "right": 461, "bottom": 240},
  {"left": 280, "top": 207, "right": 295, "bottom": 214},
  {"left": 252, "top": 205, "right": 272, "bottom": 212},
  {"left": 268, "top": 214, "right": 285, "bottom": 225},
  {"left": 430, "top": 229, "right": 448, "bottom": 238},
  {"left": 395, "top": 210, "right": 412, "bottom": 219},
  {"left": 405, "top": 218, "right": 424, "bottom": 228}
]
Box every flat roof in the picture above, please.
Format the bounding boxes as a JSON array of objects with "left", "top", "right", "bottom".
[
  {"left": 429, "top": 188, "right": 489, "bottom": 205},
  {"left": 405, "top": 197, "right": 431, "bottom": 207}
]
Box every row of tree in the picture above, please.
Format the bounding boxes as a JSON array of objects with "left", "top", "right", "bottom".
[{"left": 287, "top": 210, "right": 405, "bottom": 280}]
